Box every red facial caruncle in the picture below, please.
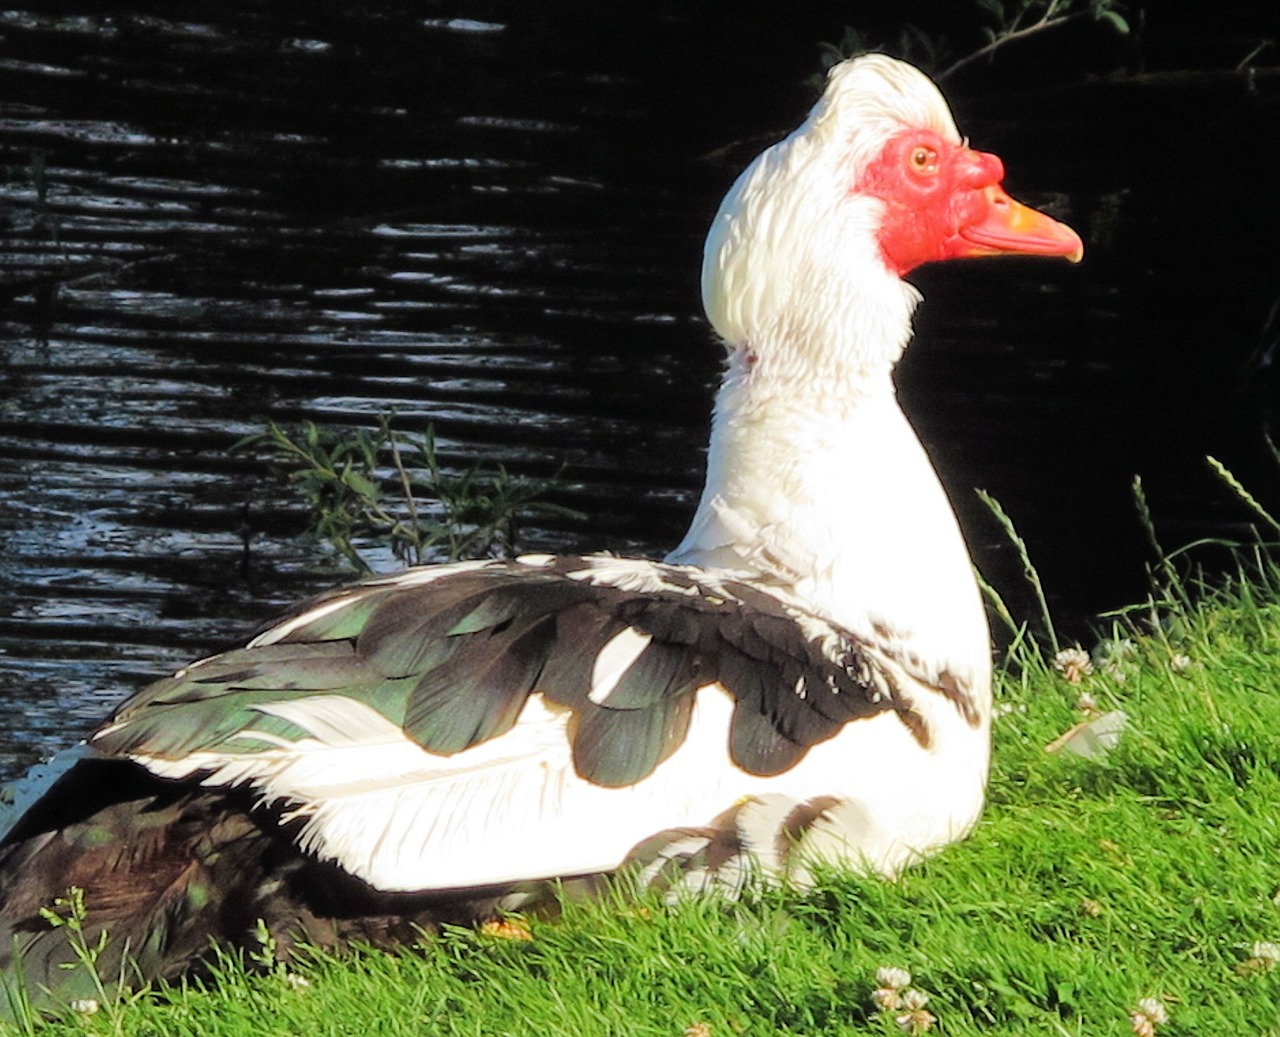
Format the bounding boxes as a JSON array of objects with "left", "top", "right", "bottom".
[{"left": 857, "top": 128, "right": 1084, "bottom": 276}]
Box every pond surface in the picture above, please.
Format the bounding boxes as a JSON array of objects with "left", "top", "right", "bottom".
[{"left": 1, "top": 2, "right": 1278, "bottom": 777}]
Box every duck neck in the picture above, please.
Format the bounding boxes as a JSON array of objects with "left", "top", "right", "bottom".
[{"left": 668, "top": 285, "right": 989, "bottom": 680}]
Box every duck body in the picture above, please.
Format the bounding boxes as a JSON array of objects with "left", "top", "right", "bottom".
[{"left": 0, "top": 54, "right": 1081, "bottom": 1009}]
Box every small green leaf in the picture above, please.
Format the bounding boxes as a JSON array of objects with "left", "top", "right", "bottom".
[
  {"left": 337, "top": 466, "right": 378, "bottom": 499},
  {"left": 1098, "top": 9, "right": 1129, "bottom": 33},
  {"left": 230, "top": 430, "right": 267, "bottom": 452}
]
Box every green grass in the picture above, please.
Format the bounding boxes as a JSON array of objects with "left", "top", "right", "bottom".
[{"left": 12, "top": 564, "right": 1280, "bottom": 1034}]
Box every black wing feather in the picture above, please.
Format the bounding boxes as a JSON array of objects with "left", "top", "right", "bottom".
[
  {"left": 537, "top": 602, "right": 625, "bottom": 710},
  {"left": 404, "top": 612, "right": 557, "bottom": 752},
  {"left": 595, "top": 641, "right": 701, "bottom": 710},
  {"left": 573, "top": 690, "right": 695, "bottom": 787}
]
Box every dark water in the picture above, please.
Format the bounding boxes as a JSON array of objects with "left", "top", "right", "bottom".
[{"left": 1, "top": 2, "right": 1278, "bottom": 777}]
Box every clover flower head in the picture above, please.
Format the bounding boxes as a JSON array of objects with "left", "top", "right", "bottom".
[
  {"left": 1053, "top": 646, "right": 1092, "bottom": 683},
  {"left": 876, "top": 966, "right": 912, "bottom": 990},
  {"left": 1130, "top": 997, "right": 1168, "bottom": 1037},
  {"left": 895, "top": 1007, "right": 937, "bottom": 1034},
  {"left": 1253, "top": 941, "right": 1280, "bottom": 964}
]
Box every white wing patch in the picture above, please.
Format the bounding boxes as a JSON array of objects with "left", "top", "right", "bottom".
[
  {"left": 568, "top": 557, "right": 698, "bottom": 596},
  {"left": 588, "top": 628, "right": 652, "bottom": 705}
]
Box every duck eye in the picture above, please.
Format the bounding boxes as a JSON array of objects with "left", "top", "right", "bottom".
[{"left": 910, "top": 146, "right": 939, "bottom": 175}]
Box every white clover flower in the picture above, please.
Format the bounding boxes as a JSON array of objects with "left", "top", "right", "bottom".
[
  {"left": 1238, "top": 939, "right": 1280, "bottom": 975},
  {"left": 1130, "top": 996, "right": 1168, "bottom": 1037},
  {"left": 68, "top": 998, "right": 99, "bottom": 1015},
  {"left": 895, "top": 1007, "right": 937, "bottom": 1034},
  {"left": 875, "top": 966, "right": 911, "bottom": 990},
  {"left": 1169, "top": 652, "right": 1192, "bottom": 673},
  {"left": 1252, "top": 940, "right": 1280, "bottom": 963},
  {"left": 1075, "top": 690, "right": 1098, "bottom": 714},
  {"left": 1093, "top": 638, "right": 1138, "bottom": 681},
  {"left": 284, "top": 972, "right": 311, "bottom": 990},
  {"left": 874, "top": 967, "right": 936, "bottom": 1031},
  {"left": 1135, "top": 997, "right": 1167, "bottom": 1024},
  {"left": 1053, "top": 646, "right": 1092, "bottom": 684}
]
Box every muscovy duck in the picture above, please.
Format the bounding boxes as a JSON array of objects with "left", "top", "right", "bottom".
[{"left": 0, "top": 53, "right": 1082, "bottom": 1007}]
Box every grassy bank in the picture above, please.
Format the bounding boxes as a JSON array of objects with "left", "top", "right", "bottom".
[{"left": 10, "top": 560, "right": 1280, "bottom": 1035}]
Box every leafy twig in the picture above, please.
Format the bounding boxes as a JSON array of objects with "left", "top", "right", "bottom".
[
  {"left": 819, "top": 0, "right": 1130, "bottom": 82},
  {"left": 941, "top": 0, "right": 1129, "bottom": 79},
  {"left": 942, "top": 3, "right": 1089, "bottom": 79},
  {"left": 238, "top": 415, "right": 583, "bottom": 572}
]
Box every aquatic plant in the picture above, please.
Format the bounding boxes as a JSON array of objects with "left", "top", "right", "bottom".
[{"left": 238, "top": 415, "right": 581, "bottom": 572}]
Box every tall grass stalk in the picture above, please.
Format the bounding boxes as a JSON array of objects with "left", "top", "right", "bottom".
[
  {"left": 976, "top": 488, "right": 1059, "bottom": 654},
  {"left": 1207, "top": 454, "right": 1280, "bottom": 536}
]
